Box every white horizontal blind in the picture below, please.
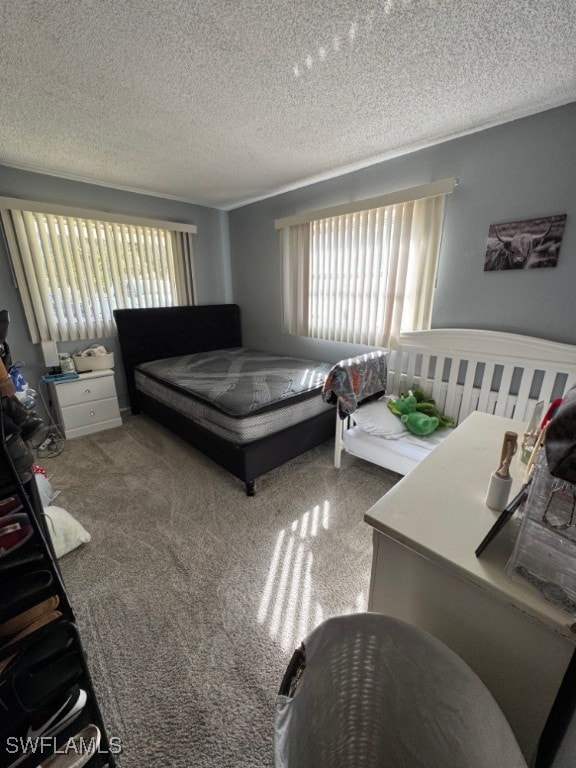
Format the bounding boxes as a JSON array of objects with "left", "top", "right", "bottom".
[
  {"left": 1, "top": 209, "right": 195, "bottom": 342},
  {"left": 303, "top": 193, "right": 446, "bottom": 347}
]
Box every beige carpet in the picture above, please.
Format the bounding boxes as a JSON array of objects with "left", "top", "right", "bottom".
[{"left": 45, "top": 415, "right": 399, "bottom": 768}]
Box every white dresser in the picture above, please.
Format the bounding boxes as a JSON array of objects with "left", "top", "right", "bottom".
[
  {"left": 50, "top": 369, "right": 122, "bottom": 438},
  {"left": 364, "top": 411, "right": 576, "bottom": 764}
]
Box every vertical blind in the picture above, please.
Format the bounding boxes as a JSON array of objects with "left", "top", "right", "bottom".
[
  {"left": 278, "top": 183, "right": 452, "bottom": 348},
  {"left": 1, "top": 208, "right": 196, "bottom": 343}
]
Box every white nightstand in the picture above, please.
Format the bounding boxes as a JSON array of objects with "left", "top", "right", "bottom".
[{"left": 50, "top": 369, "right": 122, "bottom": 438}]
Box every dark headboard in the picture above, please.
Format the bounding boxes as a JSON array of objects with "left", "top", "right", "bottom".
[{"left": 114, "top": 304, "right": 242, "bottom": 409}]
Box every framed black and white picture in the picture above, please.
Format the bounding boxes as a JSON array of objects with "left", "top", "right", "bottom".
[{"left": 484, "top": 214, "right": 567, "bottom": 271}]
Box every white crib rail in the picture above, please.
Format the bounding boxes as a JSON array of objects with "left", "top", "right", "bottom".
[
  {"left": 388, "top": 329, "right": 576, "bottom": 422},
  {"left": 335, "top": 328, "right": 576, "bottom": 472}
]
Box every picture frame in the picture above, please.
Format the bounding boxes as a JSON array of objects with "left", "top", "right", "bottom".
[
  {"left": 475, "top": 479, "right": 532, "bottom": 557},
  {"left": 484, "top": 214, "right": 567, "bottom": 271}
]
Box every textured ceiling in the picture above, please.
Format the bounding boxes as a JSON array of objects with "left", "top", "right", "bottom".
[{"left": 1, "top": 0, "right": 575, "bottom": 210}]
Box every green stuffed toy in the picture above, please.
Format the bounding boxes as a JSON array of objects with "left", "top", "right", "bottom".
[
  {"left": 391, "top": 394, "right": 418, "bottom": 415},
  {"left": 400, "top": 411, "right": 439, "bottom": 436},
  {"left": 387, "top": 389, "right": 454, "bottom": 436}
]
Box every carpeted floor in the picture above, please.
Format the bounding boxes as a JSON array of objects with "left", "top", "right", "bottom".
[{"left": 45, "top": 415, "right": 400, "bottom": 768}]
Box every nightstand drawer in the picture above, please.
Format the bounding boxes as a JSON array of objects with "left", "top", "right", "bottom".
[
  {"left": 61, "top": 397, "right": 121, "bottom": 433},
  {"left": 55, "top": 375, "right": 117, "bottom": 407}
]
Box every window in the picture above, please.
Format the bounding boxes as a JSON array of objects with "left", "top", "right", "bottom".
[
  {"left": 277, "top": 179, "right": 456, "bottom": 348},
  {"left": 0, "top": 204, "right": 196, "bottom": 342}
]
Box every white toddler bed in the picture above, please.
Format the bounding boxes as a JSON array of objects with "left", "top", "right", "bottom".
[{"left": 331, "top": 328, "right": 576, "bottom": 476}]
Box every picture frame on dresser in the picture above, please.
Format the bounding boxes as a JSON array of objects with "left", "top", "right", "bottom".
[{"left": 475, "top": 480, "right": 532, "bottom": 557}]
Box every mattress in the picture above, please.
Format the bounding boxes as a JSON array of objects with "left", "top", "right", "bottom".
[
  {"left": 344, "top": 424, "right": 447, "bottom": 463},
  {"left": 134, "top": 347, "right": 334, "bottom": 444}
]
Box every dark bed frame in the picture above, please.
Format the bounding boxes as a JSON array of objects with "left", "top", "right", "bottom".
[{"left": 113, "top": 304, "right": 335, "bottom": 495}]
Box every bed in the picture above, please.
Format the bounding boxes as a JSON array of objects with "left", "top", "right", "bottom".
[
  {"left": 331, "top": 328, "right": 576, "bottom": 477},
  {"left": 113, "top": 304, "right": 335, "bottom": 495}
]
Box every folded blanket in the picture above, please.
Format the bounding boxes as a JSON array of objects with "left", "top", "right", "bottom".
[{"left": 322, "top": 351, "right": 388, "bottom": 417}]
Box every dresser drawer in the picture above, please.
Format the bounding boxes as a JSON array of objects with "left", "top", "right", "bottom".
[
  {"left": 61, "top": 397, "right": 121, "bottom": 433},
  {"left": 54, "top": 374, "right": 116, "bottom": 407}
]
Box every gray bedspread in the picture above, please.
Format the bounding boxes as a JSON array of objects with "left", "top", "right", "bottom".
[{"left": 136, "top": 347, "right": 332, "bottom": 417}]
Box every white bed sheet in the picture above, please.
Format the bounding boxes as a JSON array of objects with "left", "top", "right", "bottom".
[{"left": 343, "top": 424, "right": 449, "bottom": 475}]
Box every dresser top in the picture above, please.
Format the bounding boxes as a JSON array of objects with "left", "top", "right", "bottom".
[{"left": 364, "top": 410, "right": 576, "bottom": 640}]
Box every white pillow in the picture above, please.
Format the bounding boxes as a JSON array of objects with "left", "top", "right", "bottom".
[
  {"left": 42, "top": 505, "right": 91, "bottom": 559},
  {"left": 35, "top": 473, "right": 60, "bottom": 508},
  {"left": 353, "top": 397, "right": 409, "bottom": 439}
]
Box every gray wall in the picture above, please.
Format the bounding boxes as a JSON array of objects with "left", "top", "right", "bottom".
[
  {"left": 0, "top": 166, "right": 232, "bottom": 412},
  {"left": 229, "top": 102, "right": 576, "bottom": 363}
]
